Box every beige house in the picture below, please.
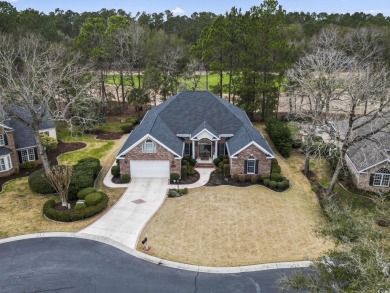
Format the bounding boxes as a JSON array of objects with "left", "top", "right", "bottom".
[{"left": 116, "top": 91, "right": 275, "bottom": 179}]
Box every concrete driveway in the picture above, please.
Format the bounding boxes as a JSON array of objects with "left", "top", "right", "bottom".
[{"left": 81, "top": 178, "right": 168, "bottom": 249}]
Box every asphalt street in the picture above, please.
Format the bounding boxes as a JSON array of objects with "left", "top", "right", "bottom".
[{"left": 0, "top": 237, "right": 308, "bottom": 293}]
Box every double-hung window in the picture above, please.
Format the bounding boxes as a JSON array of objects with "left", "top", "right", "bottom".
[
  {"left": 143, "top": 139, "right": 155, "bottom": 153},
  {"left": 246, "top": 155, "right": 256, "bottom": 174},
  {"left": 21, "top": 148, "right": 36, "bottom": 162},
  {"left": 0, "top": 155, "right": 12, "bottom": 172},
  {"left": 0, "top": 134, "right": 4, "bottom": 146}
]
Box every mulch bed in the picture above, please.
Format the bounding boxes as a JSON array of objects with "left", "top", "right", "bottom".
[
  {"left": 85, "top": 129, "right": 123, "bottom": 140},
  {"left": 170, "top": 171, "right": 200, "bottom": 185},
  {"left": 111, "top": 176, "right": 122, "bottom": 184},
  {"left": 53, "top": 200, "right": 77, "bottom": 212},
  {"left": 0, "top": 140, "right": 86, "bottom": 192},
  {"left": 206, "top": 171, "right": 253, "bottom": 187}
]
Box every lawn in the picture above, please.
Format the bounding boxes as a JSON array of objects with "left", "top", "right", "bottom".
[
  {"left": 95, "top": 116, "right": 128, "bottom": 133},
  {"left": 0, "top": 129, "right": 128, "bottom": 239},
  {"left": 137, "top": 124, "right": 331, "bottom": 266}
]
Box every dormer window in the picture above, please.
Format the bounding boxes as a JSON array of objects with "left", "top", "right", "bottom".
[{"left": 143, "top": 139, "right": 156, "bottom": 153}]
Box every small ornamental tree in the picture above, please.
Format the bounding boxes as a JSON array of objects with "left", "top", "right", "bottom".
[
  {"left": 40, "top": 133, "right": 58, "bottom": 151},
  {"left": 45, "top": 165, "right": 73, "bottom": 207}
]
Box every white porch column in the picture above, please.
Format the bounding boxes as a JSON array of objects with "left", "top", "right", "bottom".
[
  {"left": 192, "top": 140, "right": 195, "bottom": 159},
  {"left": 214, "top": 140, "right": 218, "bottom": 159}
]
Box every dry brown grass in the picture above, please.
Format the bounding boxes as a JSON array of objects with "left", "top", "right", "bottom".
[
  {"left": 0, "top": 135, "right": 127, "bottom": 239},
  {"left": 137, "top": 124, "right": 332, "bottom": 266}
]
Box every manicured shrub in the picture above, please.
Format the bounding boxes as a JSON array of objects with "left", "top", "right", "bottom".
[
  {"left": 218, "top": 161, "right": 224, "bottom": 171},
  {"left": 170, "top": 173, "right": 180, "bottom": 181},
  {"left": 277, "top": 182, "right": 285, "bottom": 189},
  {"left": 75, "top": 202, "right": 86, "bottom": 210},
  {"left": 111, "top": 165, "right": 120, "bottom": 177},
  {"left": 28, "top": 169, "right": 56, "bottom": 194},
  {"left": 187, "top": 165, "right": 196, "bottom": 175},
  {"left": 85, "top": 192, "right": 103, "bottom": 206},
  {"left": 21, "top": 161, "right": 38, "bottom": 169},
  {"left": 269, "top": 180, "right": 278, "bottom": 189},
  {"left": 77, "top": 187, "right": 96, "bottom": 200},
  {"left": 120, "top": 123, "right": 134, "bottom": 133},
  {"left": 43, "top": 192, "right": 109, "bottom": 222},
  {"left": 182, "top": 156, "right": 196, "bottom": 167},
  {"left": 182, "top": 159, "right": 189, "bottom": 167},
  {"left": 213, "top": 157, "right": 221, "bottom": 167},
  {"left": 168, "top": 190, "right": 180, "bottom": 198},
  {"left": 120, "top": 174, "right": 130, "bottom": 183},
  {"left": 271, "top": 173, "right": 282, "bottom": 182},
  {"left": 263, "top": 179, "right": 270, "bottom": 187},
  {"left": 271, "top": 159, "right": 281, "bottom": 174},
  {"left": 266, "top": 119, "right": 292, "bottom": 157},
  {"left": 181, "top": 165, "right": 188, "bottom": 179},
  {"left": 125, "top": 117, "right": 139, "bottom": 125},
  {"left": 223, "top": 158, "right": 229, "bottom": 164},
  {"left": 76, "top": 157, "right": 101, "bottom": 178},
  {"left": 282, "top": 181, "right": 290, "bottom": 188},
  {"left": 238, "top": 174, "right": 246, "bottom": 183},
  {"left": 261, "top": 174, "right": 270, "bottom": 181},
  {"left": 223, "top": 164, "right": 230, "bottom": 177}
]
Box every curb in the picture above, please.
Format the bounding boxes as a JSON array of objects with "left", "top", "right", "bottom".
[{"left": 0, "top": 232, "right": 312, "bottom": 274}]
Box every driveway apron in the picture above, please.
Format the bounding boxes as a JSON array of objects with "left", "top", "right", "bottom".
[{"left": 81, "top": 178, "right": 168, "bottom": 249}]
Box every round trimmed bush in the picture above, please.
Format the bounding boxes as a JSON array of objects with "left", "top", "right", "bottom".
[
  {"left": 121, "top": 123, "right": 134, "bottom": 133},
  {"left": 28, "top": 169, "right": 56, "bottom": 194},
  {"left": 111, "top": 165, "right": 120, "bottom": 177},
  {"left": 181, "top": 165, "right": 188, "bottom": 179},
  {"left": 170, "top": 173, "right": 180, "bottom": 181},
  {"left": 120, "top": 174, "right": 130, "bottom": 183},
  {"left": 269, "top": 180, "right": 278, "bottom": 189},
  {"left": 43, "top": 192, "right": 109, "bottom": 222},
  {"left": 277, "top": 182, "right": 285, "bottom": 189},
  {"left": 168, "top": 190, "right": 180, "bottom": 198},
  {"left": 75, "top": 202, "right": 86, "bottom": 210},
  {"left": 77, "top": 187, "right": 96, "bottom": 200},
  {"left": 213, "top": 157, "right": 221, "bottom": 166},
  {"left": 261, "top": 174, "right": 270, "bottom": 181},
  {"left": 85, "top": 192, "right": 103, "bottom": 206},
  {"left": 263, "top": 179, "right": 270, "bottom": 187},
  {"left": 282, "top": 181, "right": 290, "bottom": 188},
  {"left": 271, "top": 173, "right": 282, "bottom": 182}
]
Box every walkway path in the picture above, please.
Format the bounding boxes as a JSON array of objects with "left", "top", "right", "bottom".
[
  {"left": 81, "top": 178, "right": 168, "bottom": 249},
  {"left": 168, "top": 167, "right": 214, "bottom": 189}
]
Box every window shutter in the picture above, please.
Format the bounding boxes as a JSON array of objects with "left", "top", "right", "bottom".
[
  {"left": 189, "top": 142, "right": 193, "bottom": 155},
  {"left": 244, "top": 160, "right": 248, "bottom": 174},
  {"left": 255, "top": 160, "right": 259, "bottom": 174},
  {"left": 4, "top": 134, "right": 8, "bottom": 145},
  {"left": 34, "top": 148, "right": 38, "bottom": 160},
  {"left": 18, "top": 151, "right": 23, "bottom": 163},
  {"left": 369, "top": 174, "right": 374, "bottom": 186}
]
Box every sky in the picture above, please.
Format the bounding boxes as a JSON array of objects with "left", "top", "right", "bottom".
[{"left": 5, "top": 0, "right": 390, "bottom": 16}]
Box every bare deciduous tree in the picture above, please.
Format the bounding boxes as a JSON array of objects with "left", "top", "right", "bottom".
[
  {"left": 45, "top": 165, "right": 73, "bottom": 207},
  {"left": 0, "top": 34, "right": 94, "bottom": 174}
]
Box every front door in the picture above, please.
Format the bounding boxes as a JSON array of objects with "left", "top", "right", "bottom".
[{"left": 199, "top": 144, "right": 212, "bottom": 158}]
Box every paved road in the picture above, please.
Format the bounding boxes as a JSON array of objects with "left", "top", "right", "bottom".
[
  {"left": 81, "top": 178, "right": 168, "bottom": 249},
  {"left": 0, "top": 237, "right": 308, "bottom": 293}
]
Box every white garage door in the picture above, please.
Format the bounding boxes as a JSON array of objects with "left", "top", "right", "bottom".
[{"left": 130, "top": 160, "right": 169, "bottom": 178}]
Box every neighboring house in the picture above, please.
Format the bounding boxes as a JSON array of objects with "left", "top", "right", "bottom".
[
  {"left": 345, "top": 130, "right": 390, "bottom": 192},
  {"left": 330, "top": 120, "right": 390, "bottom": 192},
  {"left": 116, "top": 91, "right": 275, "bottom": 179},
  {"left": 0, "top": 106, "right": 57, "bottom": 178}
]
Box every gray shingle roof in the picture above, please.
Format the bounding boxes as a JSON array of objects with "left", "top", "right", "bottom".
[
  {"left": 2, "top": 105, "right": 56, "bottom": 149},
  {"left": 117, "top": 91, "right": 275, "bottom": 158},
  {"left": 0, "top": 147, "right": 12, "bottom": 156}
]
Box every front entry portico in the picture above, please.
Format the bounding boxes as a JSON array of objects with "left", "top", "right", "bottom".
[{"left": 198, "top": 138, "right": 212, "bottom": 158}]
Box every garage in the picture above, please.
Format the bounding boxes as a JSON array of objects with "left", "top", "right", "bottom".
[{"left": 130, "top": 160, "right": 170, "bottom": 178}]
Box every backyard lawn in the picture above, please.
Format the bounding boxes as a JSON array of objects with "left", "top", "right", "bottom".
[
  {"left": 0, "top": 130, "right": 128, "bottom": 239},
  {"left": 137, "top": 124, "right": 332, "bottom": 266}
]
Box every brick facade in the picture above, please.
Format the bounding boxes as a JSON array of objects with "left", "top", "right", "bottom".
[
  {"left": 346, "top": 155, "right": 390, "bottom": 192},
  {"left": 230, "top": 144, "right": 271, "bottom": 176},
  {"left": 119, "top": 137, "right": 181, "bottom": 177},
  {"left": 0, "top": 128, "right": 18, "bottom": 178}
]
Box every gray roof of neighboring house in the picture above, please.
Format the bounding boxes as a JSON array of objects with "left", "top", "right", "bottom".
[
  {"left": 117, "top": 91, "right": 275, "bottom": 158},
  {"left": 2, "top": 105, "right": 56, "bottom": 149},
  {"left": 0, "top": 147, "right": 12, "bottom": 156}
]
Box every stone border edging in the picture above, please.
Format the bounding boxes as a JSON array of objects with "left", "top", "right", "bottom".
[{"left": 0, "top": 232, "right": 312, "bottom": 274}]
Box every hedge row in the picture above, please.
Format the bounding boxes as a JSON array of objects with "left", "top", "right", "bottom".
[
  {"left": 43, "top": 192, "right": 109, "bottom": 222},
  {"left": 266, "top": 119, "right": 292, "bottom": 158},
  {"left": 29, "top": 157, "right": 101, "bottom": 200}
]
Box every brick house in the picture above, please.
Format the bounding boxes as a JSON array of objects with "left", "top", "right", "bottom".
[
  {"left": 116, "top": 91, "right": 275, "bottom": 178},
  {"left": 0, "top": 106, "right": 56, "bottom": 178}
]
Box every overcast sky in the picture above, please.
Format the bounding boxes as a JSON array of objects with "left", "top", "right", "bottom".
[{"left": 6, "top": 0, "right": 390, "bottom": 16}]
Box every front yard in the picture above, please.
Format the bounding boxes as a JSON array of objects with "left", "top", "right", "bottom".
[
  {"left": 0, "top": 132, "right": 127, "bottom": 239},
  {"left": 138, "top": 125, "right": 332, "bottom": 266}
]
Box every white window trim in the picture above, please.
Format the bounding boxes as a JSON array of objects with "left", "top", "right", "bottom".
[
  {"left": 143, "top": 139, "right": 156, "bottom": 153},
  {"left": 0, "top": 134, "right": 4, "bottom": 146},
  {"left": 246, "top": 158, "right": 256, "bottom": 175},
  {"left": 0, "top": 154, "right": 12, "bottom": 172},
  {"left": 20, "top": 148, "right": 36, "bottom": 163}
]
